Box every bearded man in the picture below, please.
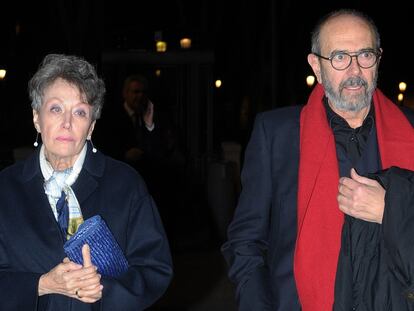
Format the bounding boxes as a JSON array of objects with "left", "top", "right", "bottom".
[{"left": 222, "top": 9, "right": 414, "bottom": 311}]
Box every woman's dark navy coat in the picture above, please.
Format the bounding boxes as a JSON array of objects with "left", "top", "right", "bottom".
[{"left": 0, "top": 144, "right": 173, "bottom": 310}]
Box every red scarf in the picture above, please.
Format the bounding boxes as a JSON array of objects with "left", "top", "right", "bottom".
[{"left": 294, "top": 83, "right": 414, "bottom": 310}]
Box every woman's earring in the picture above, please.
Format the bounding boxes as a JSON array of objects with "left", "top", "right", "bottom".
[
  {"left": 89, "top": 139, "right": 97, "bottom": 153},
  {"left": 33, "top": 132, "right": 39, "bottom": 147}
]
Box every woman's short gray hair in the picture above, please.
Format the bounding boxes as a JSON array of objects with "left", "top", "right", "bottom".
[{"left": 28, "top": 54, "right": 106, "bottom": 120}]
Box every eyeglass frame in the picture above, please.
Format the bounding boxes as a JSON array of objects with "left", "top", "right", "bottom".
[{"left": 313, "top": 49, "right": 382, "bottom": 71}]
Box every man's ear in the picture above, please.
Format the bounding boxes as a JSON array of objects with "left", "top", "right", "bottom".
[
  {"left": 307, "top": 53, "right": 322, "bottom": 84},
  {"left": 377, "top": 48, "right": 383, "bottom": 66}
]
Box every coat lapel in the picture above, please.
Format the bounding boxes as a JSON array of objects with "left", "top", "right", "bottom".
[
  {"left": 72, "top": 144, "right": 106, "bottom": 219},
  {"left": 72, "top": 170, "right": 100, "bottom": 218}
]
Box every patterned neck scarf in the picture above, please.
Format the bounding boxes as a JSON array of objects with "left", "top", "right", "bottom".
[{"left": 40, "top": 143, "right": 87, "bottom": 239}]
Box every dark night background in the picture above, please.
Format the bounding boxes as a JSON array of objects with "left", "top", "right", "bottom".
[{"left": 0, "top": 1, "right": 413, "bottom": 310}]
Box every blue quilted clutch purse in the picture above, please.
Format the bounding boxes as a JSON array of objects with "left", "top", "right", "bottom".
[{"left": 63, "top": 215, "right": 129, "bottom": 277}]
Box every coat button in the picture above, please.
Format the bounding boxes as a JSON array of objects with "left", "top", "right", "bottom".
[{"left": 407, "top": 292, "right": 414, "bottom": 300}]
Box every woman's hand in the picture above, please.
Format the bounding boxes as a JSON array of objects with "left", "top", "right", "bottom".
[
  {"left": 74, "top": 244, "right": 103, "bottom": 303},
  {"left": 38, "top": 244, "right": 103, "bottom": 303}
]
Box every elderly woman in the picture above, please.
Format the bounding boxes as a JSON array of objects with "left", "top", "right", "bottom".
[{"left": 0, "top": 54, "right": 173, "bottom": 310}]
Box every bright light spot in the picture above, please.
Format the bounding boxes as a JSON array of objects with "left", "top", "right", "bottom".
[
  {"left": 399, "top": 82, "right": 407, "bottom": 92},
  {"left": 180, "top": 38, "right": 192, "bottom": 49},
  {"left": 156, "top": 41, "right": 167, "bottom": 52},
  {"left": 0, "top": 69, "right": 6, "bottom": 80}
]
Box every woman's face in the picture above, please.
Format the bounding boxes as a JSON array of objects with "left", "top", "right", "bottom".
[{"left": 33, "top": 78, "right": 95, "bottom": 170}]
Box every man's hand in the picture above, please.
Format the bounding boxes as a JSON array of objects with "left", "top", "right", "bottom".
[
  {"left": 337, "top": 168, "right": 385, "bottom": 223},
  {"left": 143, "top": 100, "right": 154, "bottom": 128}
]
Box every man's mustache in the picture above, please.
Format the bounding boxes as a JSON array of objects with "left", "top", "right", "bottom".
[{"left": 340, "top": 76, "right": 367, "bottom": 89}]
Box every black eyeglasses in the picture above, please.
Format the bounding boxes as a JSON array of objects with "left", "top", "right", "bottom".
[{"left": 313, "top": 49, "right": 381, "bottom": 71}]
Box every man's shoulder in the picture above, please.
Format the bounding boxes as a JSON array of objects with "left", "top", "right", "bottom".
[
  {"left": 399, "top": 106, "right": 414, "bottom": 127},
  {"left": 256, "top": 105, "right": 303, "bottom": 130},
  {"left": 259, "top": 105, "right": 303, "bottom": 120}
]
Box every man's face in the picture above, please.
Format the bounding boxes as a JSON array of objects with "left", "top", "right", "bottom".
[
  {"left": 124, "top": 81, "right": 145, "bottom": 111},
  {"left": 308, "top": 15, "right": 381, "bottom": 112}
]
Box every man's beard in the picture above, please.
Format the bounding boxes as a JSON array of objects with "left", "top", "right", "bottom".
[{"left": 321, "top": 69, "right": 378, "bottom": 112}]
